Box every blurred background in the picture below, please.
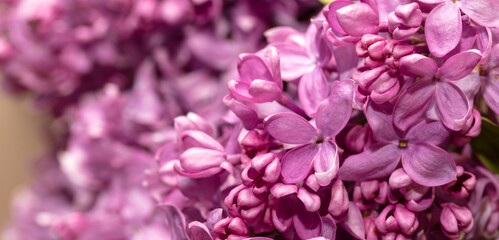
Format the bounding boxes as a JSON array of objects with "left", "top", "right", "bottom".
[{"left": 0, "top": 92, "right": 48, "bottom": 228}]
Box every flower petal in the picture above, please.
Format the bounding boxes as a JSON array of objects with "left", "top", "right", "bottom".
[
  {"left": 271, "top": 42, "right": 314, "bottom": 81},
  {"left": 399, "top": 54, "right": 437, "bottom": 78},
  {"left": 336, "top": 3, "right": 379, "bottom": 37},
  {"left": 315, "top": 79, "right": 355, "bottom": 138},
  {"left": 271, "top": 196, "right": 294, "bottom": 232},
  {"left": 181, "top": 130, "right": 224, "bottom": 151},
  {"left": 248, "top": 79, "right": 282, "bottom": 102},
  {"left": 264, "top": 113, "right": 318, "bottom": 144},
  {"left": 365, "top": 102, "right": 399, "bottom": 143},
  {"left": 188, "top": 222, "right": 213, "bottom": 240},
  {"left": 313, "top": 141, "right": 339, "bottom": 186},
  {"left": 293, "top": 201, "right": 322, "bottom": 239},
  {"left": 298, "top": 66, "right": 330, "bottom": 117},
  {"left": 338, "top": 143, "right": 402, "bottom": 181},
  {"left": 159, "top": 205, "right": 188, "bottom": 240},
  {"left": 406, "top": 120, "right": 450, "bottom": 146},
  {"left": 460, "top": 0, "right": 499, "bottom": 28},
  {"left": 434, "top": 81, "right": 471, "bottom": 131},
  {"left": 393, "top": 80, "right": 435, "bottom": 132},
  {"left": 238, "top": 54, "right": 273, "bottom": 83},
  {"left": 402, "top": 142, "right": 457, "bottom": 187},
  {"left": 425, "top": 2, "right": 462, "bottom": 57},
  {"left": 438, "top": 50, "right": 482, "bottom": 81},
  {"left": 339, "top": 203, "right": 366, "bottom": 240},
  {"left": 223, "top": 95, "right": 259, "bottom": 130},
  {"left": 281, "top": 144, "right": 318, "bottom": 184}
]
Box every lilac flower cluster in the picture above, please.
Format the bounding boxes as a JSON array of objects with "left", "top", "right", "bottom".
[
  {"left": 152, "top": 0, "right": 499, "bottom": 239},
  {"left": 3, "top": 0, "right": 499, "bottom": 240},
  {"left": 0, "top": 0, "right": 317, "bottom": 113}
]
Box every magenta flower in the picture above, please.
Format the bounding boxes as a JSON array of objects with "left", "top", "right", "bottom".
[
  {"left": 424, "top": 0, "right": 499, "bottom": 57},
  {"left": 228, "top": 46, "right": 283, "bottom": 104},
  {"left": 394, "top": 50, "right": 482, "bottom": 131},
  {"left": 324, "top": 0, "right": 379, "bottom": 46},
  {"left": 264, "top": 79, "right": 355, "bottom": 186},
  {"left": 339, "top": 102, "right": 456, "bottom": 187},
  {"left": 266, "top": 20, "right": 332, "bottom": 116},
  {"left": 387, "top": 3, "right": 422, "bottom": 39}
]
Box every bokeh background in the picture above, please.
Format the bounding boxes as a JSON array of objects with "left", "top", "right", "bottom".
[{"left": 0, "top": 92, "right": 48, "bottom": 228}]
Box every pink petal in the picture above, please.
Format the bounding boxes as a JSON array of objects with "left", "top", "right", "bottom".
[
  {"left": 264, "top": 27, "right": 303, "bottom": 44},
  {"left": 178, "top": 148, "right": 225, "bottom": 173},
  {"left": 306, "top": 20, "right": 332, "bottom": 66},
  {"left": 271, "top": 196, "right": 294, "bottom": 232},
  {"left": 460, "top": 0, "right": 499, "bottom": 28},
  {"left": 313, "top": 141, "right": 339, "bottom": 186},
  {"left": 399, "top": 54, "right": 438, "bottom": 78},
  {"left": 425, "top": 2, "right": 462, "bottom": 57},
  {"left": 264, "top": 113, "right": 318, "bottom": 144},
  {"left": 338, "top": 143, "right": 402, "bottom": 181},
  {"left": 188, "top": 222, "right": 213, "bottom": 240},
  {"left": 438, "top": 50, "right": 482, "bottom": 80},
  {"left": 271, "top": 42, "right": 314, "bottom": 81},
  {"left": 324, "top": 1, "right": 355, "bottom": 34},
  {"left": 406, "top": 120, "right": 450, "bottom": 146},
  {"left": 315, "top": 79, "right": 355, "bottom": 137},
  {"left": 223, "top": 95, "right": 259, "bottom": 130},
  {"left": 181, "top": 130, "right": 224, "bottom": 151},
  {"left": 248, "top": 79, "right": 282, "bottom": 102},
  {"left": 293, "top": 202, "right": 322, "bottom": 239},
  {"left": 281, "top": 144, "right": 318, "bottom": 184},
  {"left": 336, "top": 3, "right": 379, "bottom": 37},
  {"left": 393, "top": 80, "right": 435, "bottom": 132},
  {"left": 339, "top": 203, "right": 366, "bottom": 239},
  {"left": 160, "top": 205, "right": 188, "bottom": 239},
  {"left": 434, "top": 81, "right": 471, "bottom": 131},
  {"left": 238, "top": 54, "right": 273, "bottom": 83},
  {"left": 402, "top": 142, "right": 457, "bottom": 187},
  {"left": 365, "top": 102, "right": 399, "bottom": 143},
  {"left": 298, "top": 67, "right": 330, "bottom": 117},
  {"left": 297, "top": 187, "right": 321, "bottom": 212}
]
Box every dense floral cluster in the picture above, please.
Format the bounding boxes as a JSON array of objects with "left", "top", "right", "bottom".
[{"left": 3, "top": 0, "right": 499, "bottom": 240}]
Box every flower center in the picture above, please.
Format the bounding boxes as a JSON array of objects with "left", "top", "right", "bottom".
[
  {"left": 316, "top": 136, "right": 324, "bottom": 144},
  {"left": 399, "top": 140, "right": 408, "bottom": 149}
]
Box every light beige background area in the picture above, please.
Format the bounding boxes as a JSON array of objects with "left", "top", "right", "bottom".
[{"left": 0, "top": 92, "right": 48, "bottom": 227}]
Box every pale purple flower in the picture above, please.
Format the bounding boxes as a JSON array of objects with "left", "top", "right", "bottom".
[
  {"left": 387, "top": 3, "right": 422, "bottom": 39},
  {"left": 228, "top": 46, "right": 283, "bottom": 104},
  {"left": 264, "top": 79, "right": 355, "bottom": 186},
  {"left": 324, "top": 1, "right": 379, "bottom": 46},
  {"left": 395, "top": 50, "right": 482, "bottom": 131},
  {"left": 440, "top": 203, "right": 474, "bottom": 239},
  {"left": 375, "top": 204, "right": 419, "bottom": 239},
  {"left": 424, "top": 0, "right": 499, "bottom": 57},
  {"left": 266, "top": 20, "right": 332, "bottom": 116},
  {"left": 339, "top": 102, "right": 456, "bottom": 187}
]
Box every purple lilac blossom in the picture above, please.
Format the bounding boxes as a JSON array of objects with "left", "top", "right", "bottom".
[{"left": 3, "top": 0, "right": 499, "bottom": 240}]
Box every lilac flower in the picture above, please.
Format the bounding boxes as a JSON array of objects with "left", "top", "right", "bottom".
[
  {"left": 424, "top": 0, "right": 499, "bottom": 57},
  {"left": 228, "top": 46, "right": 283, "bottom": 104},
  {"left": 270, "top": 183, "right": 323, "bottom": 239},
  {"left": 387, "top": 168, "right": 435, "bottom": 212},
  {"left": 339, "top": 102, "right": 456, "bottom": 187},
  {"left": 264, "top": 79, "right": 355, "bottom": 186},
  {"left": 265, "top": 20, "right": 332, "bottom": 116},
  {"left": 324, "top": 1, "right": 379, "bottom": 46},
  {"left": 394, "top": 50, "right": 482, "bottom": 131},
  {"left": 440, "top": 203, "right": 474, "bottom": 239},
  {"left": 387, "top": 3, "right": 422, "bottom": 40},
  {"left": 374, "top": 204, "right": 419, "bottom": 239}
]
